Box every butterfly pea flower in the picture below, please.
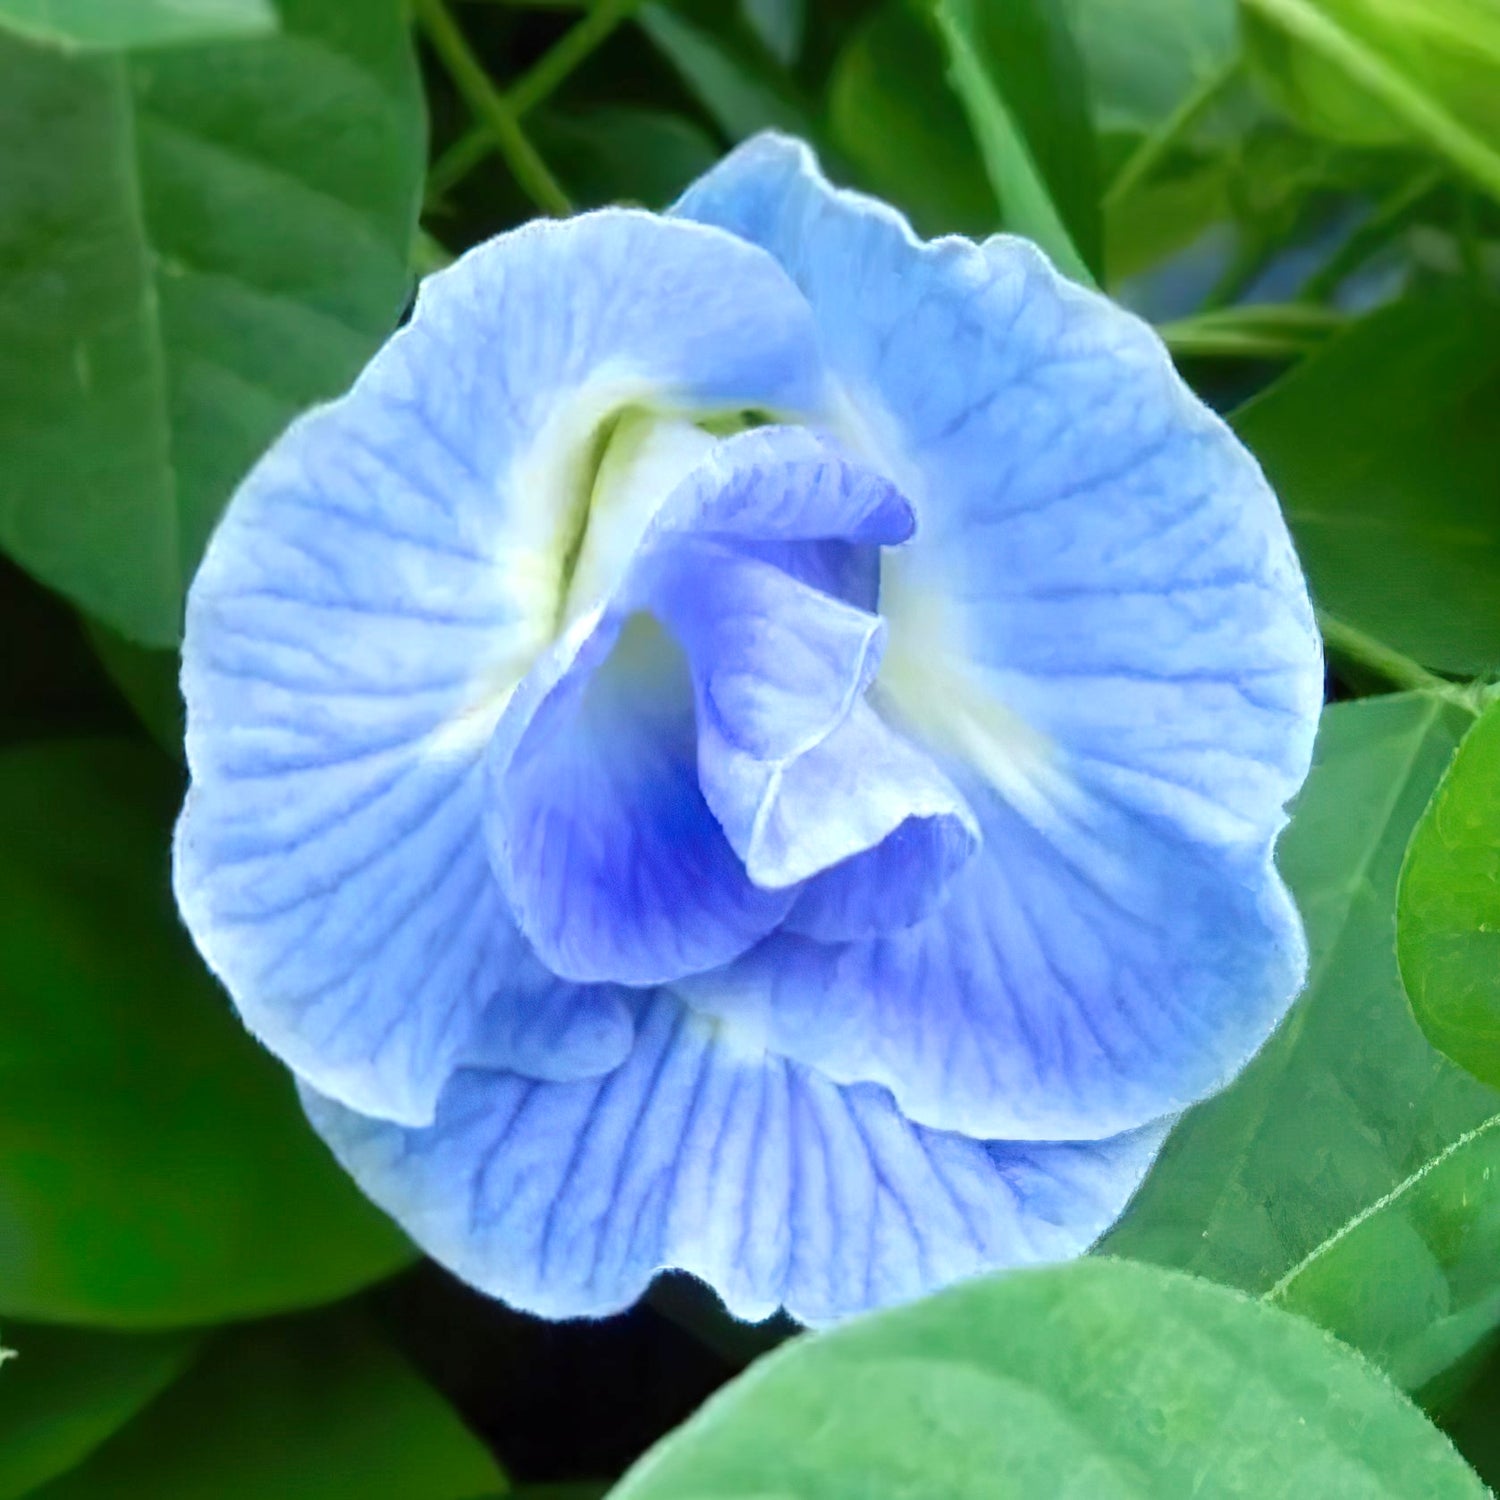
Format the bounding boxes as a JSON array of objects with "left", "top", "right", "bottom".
[{"left": 173, "top": 135, "right": 1322, "bottom": 1325}]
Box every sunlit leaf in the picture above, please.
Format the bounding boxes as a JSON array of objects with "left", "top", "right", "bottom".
[
  {"left": 609, "top": 1259, "right": 1485, "bottom": 1498},
  {"left": 1240, "top": 0, "right": 1500, "bottom": 200},
  {"left": 0, "top": 0, "right": 274, "bottom": 52},
  {"left": 1104, "top": 696, "right": 1500, "bottom": 1391},
  {"left": 1398, "top": 697, "right": 1500, "bottom": 1092},
  {"left": 1235, "top": 293, "right": 1500, "bottom": 677}
]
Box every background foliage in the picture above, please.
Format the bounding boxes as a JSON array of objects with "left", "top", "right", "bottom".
[{"left": 2, "top": 0, "right": 1499, "bottom": 1494}]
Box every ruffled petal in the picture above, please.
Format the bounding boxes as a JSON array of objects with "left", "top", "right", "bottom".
[
  {"left": 674, "top": 136, "right": 1323, "bottom": 1139},
  {"left": 680, "top": 772, "right": 1307, "bottom": 1141},
  {"left": 301, "top": 989, "right": 1167, "bottom": 1326},
  {"left": 652, "top": 425, "right": 915, "bottom": 547},
  {"left": 176, "top": 210, "right": 826, "bottom": 1125},
  {"left": 485, "top": 613, "right": 795, "bottom": 987}
]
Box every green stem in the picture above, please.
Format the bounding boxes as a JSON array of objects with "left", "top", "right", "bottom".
[
  {"left": 427, "top": 124, "right": 493, "bottom": 205},
  {"left": 1297, "top": 165, "right": 1442, "bottom": 302},
  {"left": 415, "top": 0, "right": 573, "bottom": 216},
  {"left": 1159, "top": 303, "right": 1346, "bottom": 360},
  {"left": 1242, "top": 0, "right": 1500, "bottom": 202},
  {"left": 1318, "top": 612, "right": 1450, "bottom": 696},
  {"left": 509, "top": 0, "right": 642, "bottom": 117},
  {"left": 1103, "top": 59, "right": 1239, "bottom": 212}
]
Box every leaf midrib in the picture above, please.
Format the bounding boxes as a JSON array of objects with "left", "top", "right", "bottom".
[{"left": 106, "top": 49, "right": 182, "bottom": 615}]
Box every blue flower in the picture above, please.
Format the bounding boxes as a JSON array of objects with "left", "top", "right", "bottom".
[{"left": 174, "top": 135, "right": 1322, "bottom": 1325}]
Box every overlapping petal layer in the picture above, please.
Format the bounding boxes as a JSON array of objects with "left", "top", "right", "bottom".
[
  {"left": 175, "top": 135, "right": 1323, "bottom": 1324},
  {"left": 674, "top": 135, "right": 1323, "bottom": 1143},
  {"left": 485, "top": 423, "right": 976, "bottom": 987},
  {"left": 175, "top": 211, "right": 827, "bottom": 1125},
  {"left": 302, "top": 990, "right": 1167, "bottom": 1326}
]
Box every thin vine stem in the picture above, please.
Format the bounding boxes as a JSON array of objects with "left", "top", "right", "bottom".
[
  {"left": 1103, "top": 59, "right": 1240, "bottom": 213},
  {"left": 1318, "top": 611, "right": 1454, "bottom": 698},
  {"left": 427, "top": 0, "right": 642, "bottom": 208},
  {"left": 415, "top": 0, "right": 574, "bottom": 217},
  {"left": 509, "top": 0, "right": 643, "bottom": 117}
]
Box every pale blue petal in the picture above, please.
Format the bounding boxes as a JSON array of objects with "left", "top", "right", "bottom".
[
  {"left": 301, "top": 989, "right": 1168, "bottom": 1326},
  {"left": 782, "top": 777, "right": 978, "bottom": 942},
  {"left": 176, "top": 210, "right": 825, "bottom": 1125},
  {"left": 679, "top": 771, "right": 1307, "bottom": 1142},
  {"left": 708, "top": 698, "right": 978, "bottom": 894},
  {"left": 465, "top": 951, "right": 635, "bottom": 1084},
  {"left": 652, "top": 425, "right": 914, "bottom": 547},
  {"left": 674, "top": 136, "right": 1322, "bottom": 1139},
  {"left": 675, "top": 136, "right": 1321, "bottom": 849},
  {"left": 485, "top": 613, "right": 795, "bottom": 987},
  {"left": 648, "top": 541, "right": 973, "bottom": 895}
]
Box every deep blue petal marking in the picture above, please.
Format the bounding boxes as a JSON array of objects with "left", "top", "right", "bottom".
[{"left": 485, "top": 611, "right": 797, "bottom": 987}]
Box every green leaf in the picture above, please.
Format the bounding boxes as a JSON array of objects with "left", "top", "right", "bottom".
[
  {"left": 1441, "top": 1342, "right": 1500, "bottom": 1490},
  {"left": 1235, "top": 293, "right": 1500, "bottom": 677},
  {"left": 931, "top": 0, "right": 1101, "bottom": 286},
  {"left": 80, "top": 621, "right": 183, "bottom": 759},
  {"left": 637, "top": 3, "right": 813, "bottom": 142},
  {"left": 0, "top": 0, "right": 275, "bottom": 52},
  {"left": 533, "top": 106, "right": 719, "bottom": 211},
  {"left": 609, "top": 1260, "right": 1485, "bottom": 1499},
  {"left": 828, "top": 0, "right": 998, "bottom": 239},
  {"left": 30, "top": 1310, "right": 505, "bottom": 1500},
  {"left": 1398, "top": 698, "right": 1500, "bottom": 1092},
  {"left": 0, "top": 739, "right": 413, "bottom": 1326},
  {"left": 0, "top": 1326, "right": 197, "bottom": 1499},
  {"left": 1103, "top": 696, "right": 1500, "bottom": 1391},
  {"left": 1239, "top": 0, "right": 1500, "bottom": 200},
  {"left": 1072, "top": 0, "right": 1237, "bottom": 136},
  {"left": 739, "top": 0, "right": 802, "bottom": 66},
  {"left": 0, "top": 0, "right": 423, "bottom": 648},
  {"left": 1268, "top": 1114, "right": 1500, "bottom": 1393}
]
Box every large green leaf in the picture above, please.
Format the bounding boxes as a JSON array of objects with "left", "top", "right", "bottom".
[
  {"left": 0, "top": 0, "right": 423, "bottom": 648},
  {"left": 1235, "top": 294, "right": 1500, "bottom": 677},
  {"left": 1240, "top": 0, "right": 1500, "bottom": 199},
  {"left": 1103, "top": 696, "right": 1500, "bottom": 1390},
  {"left": 1268, "top": 1114, "right": 1500, "bottom": 1393},
  {"left": 533, "top": 106, "right": 719, "bottom": 212},
  {"left": 828, "top": 0, "right": 997, "bottom": 239},
  {"left": 0, "top": 740, "right": 412, "bottom": 1326},
  {"left": 0, "top": 1326, "right": 197, "bottom": 1499},
  {"left": 637, "top": 3, "right": 813, "bottom": 142},
  {"left": 31, "top": 1311, "right": 504, "bottom": 1500},
  {"left": 1073, "top": 0, "right": 1237, "bottom": 135},
  {"left": 931, "top": 0, "right": 1101, "bottom": 284},
  {"left": 1398, "top": 697, "right": 1500, "bottom": 1092},
  {"left": 609, "top": 1260, "right": 1484, "bottom": 1498},
  {"left": 0, "top": 0, "right": 275, "bottom": 51}
]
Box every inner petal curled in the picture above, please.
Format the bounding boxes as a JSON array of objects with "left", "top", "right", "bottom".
[{"left": 483, "top": 424, "right": 980, "bottom": 988}]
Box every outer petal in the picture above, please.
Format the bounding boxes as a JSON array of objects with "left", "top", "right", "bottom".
[
  {"left": 674, "top": 135, "right": 1323, "bottom": 1139},
  {"left": 679, "top": 773, "right": 1307, "bottom": 1141},
  {"left": 675, "top": 136, "right": 1320, "bottom": 844},
  {"left": 176, "top": 210, "right": 826, "bottom": 1126},
  {"left": 301, "top": 990, "right": 1167, "bottom": 1326}
]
